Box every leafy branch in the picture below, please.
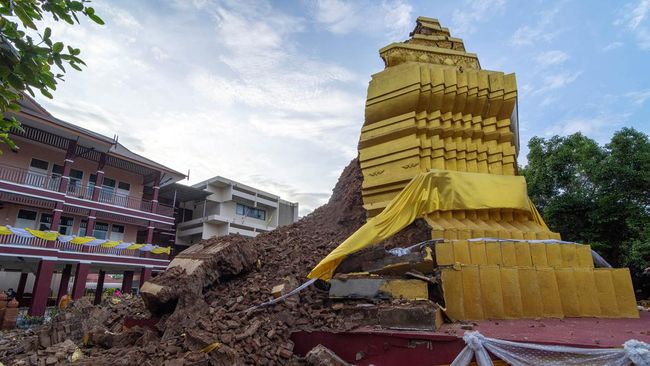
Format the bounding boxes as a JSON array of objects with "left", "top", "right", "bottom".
[{"left": 0, "top": 0, "right": 104, "bottom": 154}]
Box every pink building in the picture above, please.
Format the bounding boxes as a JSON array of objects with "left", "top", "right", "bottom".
[{"left": 0, "top": 96, "right": 185, "bottom": 316}]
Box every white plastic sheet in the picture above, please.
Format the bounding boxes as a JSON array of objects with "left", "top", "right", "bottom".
[
  {"left": 139, "top": 244, "right": 155, "bottom": 251},
  {"left": 85, "top": 239, "right": 107, "bottom": 247},
  {"left": 451, "top": 331, "right": 650, "bottom": 366},
  {"left": 7, "top": 226, "right": 33, "bottom": 237}
]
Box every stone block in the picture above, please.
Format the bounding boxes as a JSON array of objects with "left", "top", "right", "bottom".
[
  {"left": 305, "top": 345, "right": 350, "bottom": 366},
  {"left": 378, "top": 304, "right": 436, "bottom": 330},
  {"left": 329, "top": 277, "right": 428, "bottom": 300}
]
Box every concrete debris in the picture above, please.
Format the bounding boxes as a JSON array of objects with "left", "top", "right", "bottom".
[
  {"left": 305, "top": 345, "right": 350, "bottom": 366},
  {"left": 140, "top": 234, "right": 258, "bottom": 315},
  {"left": 329, "top": 276, "right": 429, "bottom": 301}
]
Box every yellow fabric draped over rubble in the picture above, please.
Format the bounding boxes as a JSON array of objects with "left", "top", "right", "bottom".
[{"left": 308, "top": 169, "right": 549, "bottom": 281}]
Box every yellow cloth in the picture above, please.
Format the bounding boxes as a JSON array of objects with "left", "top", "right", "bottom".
[
  {"left": 0, "top": 226, "right": 12, "bottom": 235},
  {"left": 127, "top": 244, "right": 145, "bottom": 250},
  {"left": 151, "top": 246, "right": 171, "bottom": 255},
  {"left": 25, "top": 228, "right": 59, "bottom": 241},
  {"left": 308, "top": 169, "right": 548, "bottom": 280},
  {"left": 58, "top": 294, "right": 71, "bottom": 310},
  {"left": 71, "top": 236, "right": 95, "bottom": 245},
  {"left": 101, "top": 241, "right": 121, "bottom": 248}
]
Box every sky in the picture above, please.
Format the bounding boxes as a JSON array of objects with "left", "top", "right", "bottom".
[{"left": 32, "top": 0, "right": 650, "bottom": 216}]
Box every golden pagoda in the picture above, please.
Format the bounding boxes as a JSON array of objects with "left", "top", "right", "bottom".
[{"left": 310, "top": 17, "right": 638, "bottom": 321}]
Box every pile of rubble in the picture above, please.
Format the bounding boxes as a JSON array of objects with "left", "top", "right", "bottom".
[
  {"left": 1, "top": 294, "right": 151, "bottom": 365},
  {"left": 1, "top": 159, "right": 435, "bottom": 365}
]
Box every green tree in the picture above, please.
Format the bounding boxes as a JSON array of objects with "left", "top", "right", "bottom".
[
  {"left": 522, "top": 128, "right": 650, "bottom": 294},
  {"left": 0, "top": 0, "right": 103, "bottom": 154}
]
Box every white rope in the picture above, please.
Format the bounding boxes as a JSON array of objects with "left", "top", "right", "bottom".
[
  {"left": 245, "top": 278, "right": 317, "bottom": 312},
  {"left": 451, "top": 331, "right": 650, "bottom": 366}
]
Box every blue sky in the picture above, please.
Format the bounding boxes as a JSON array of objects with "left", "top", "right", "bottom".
[{"left": 35, "top": 0, "right": 650, "bottom": 215}]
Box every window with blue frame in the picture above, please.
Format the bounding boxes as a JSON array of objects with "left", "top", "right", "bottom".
[{"left": 235, "top": 203, "right": 266, "bottom": 220}]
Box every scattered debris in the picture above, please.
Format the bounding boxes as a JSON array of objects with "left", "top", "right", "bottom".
[
  {"left": 305, "top": 344, "right": 350, "bottom": 366},
  {"left": 0, "top": 158, "right": 435, "bottom": 365}
]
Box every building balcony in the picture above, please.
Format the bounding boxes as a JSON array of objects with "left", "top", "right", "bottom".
[
  {"left": 0, "top": 163, "right": 174, "bottom": 220},
  {"left": 0, "top": 234, "right": 169, "bottom": 260}
]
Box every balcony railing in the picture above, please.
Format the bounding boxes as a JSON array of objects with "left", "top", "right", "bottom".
[
  {"left": 0, "top": 164, "right": 61, "bottom": 191},
  {"left": 0, "top": 234, "right": 169, "bottom": 260},
  {"left": 0, "top": 163, "right": 173, "bottom": 217}
]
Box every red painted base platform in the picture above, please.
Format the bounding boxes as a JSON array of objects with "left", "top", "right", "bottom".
[{"left": 291, "top": 312, "right": 650, "bottom": 366}]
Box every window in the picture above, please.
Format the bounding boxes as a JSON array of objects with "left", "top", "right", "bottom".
[
  {"left": 118, "top": 182, "right": 130, "bottom": 191},
  {"left": 51, "top": 165, "right": 84, "bottom": 193},
  {"left": 116, "top": 182, "right": 130, "bottom": 204},
  {"left": 252, "top": 208, "right": 266, "bottom": 220},
  {"left": 59, "top": 216, "right": 73, "bottom": 235},
  {"left": 52, "top": 164, "right": 64, "bottom": 177},
  {"left": 235, "top": 203, "right": 266, "bottom": 221},
  {"left": 100, "top": 177, "right": 115, "bottom": 202},
  {"left": 15, "top": 209, "right": 37, "bottom": 229},
  {"left": 69, "top": 169, "right": 84, "bottom": 193},
  {"left": 93, "top": 222, "right": 109, "bottom": 239},
  {"left": 86, "top": 174, "right": 97, "bottom": 199},
  {"left": 38, "top": 214, "right": 73, "bottom": 234},
  {"left": 78, "top": 220, "right": 87, "bottom": 236},
  {"left": 39, "top": 213, "right": 52, "bottom": 231},
  {"left": 50, "top": 164, "right": 64, "bottom": 190},
  {"left": 26, "top": 158, "right": 49, "bottom": 186},
  {"left": 235, "top": 203, "right": 246, "bottom": 216},
  {"left": 110, "top": 225, "right": 125, "bottom": 241},
  {"left": 29, "top": 158, "right": 49, "bottom": 171}
]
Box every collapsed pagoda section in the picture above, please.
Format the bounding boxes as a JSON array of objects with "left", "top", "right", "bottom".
[
  {"left": 308, "top": 17, "right": 638, "bottom": 321},
  {"left": 359, "top": 17, "right": 544, "bottom": 240}
]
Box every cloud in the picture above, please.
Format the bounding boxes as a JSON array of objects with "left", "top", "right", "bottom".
[
  {"left": 245, "top": 174, "right": 332, "bottom": 217},
  {"left": 31, "top": 0, "right": 368, "bottom": 215},
  {"left": 451, "top": 0, "right": 506, "bottom": 35},
  {"left": 151, "top": 46, "right": 169, "bottom": 61},
  {"left": 532, "top": 71, "right": 582, "bottom": 95},
  {"left": 313, "top": 0, "right": 412, "bottom": 38},
  {"left": 626, "top": 89, "right": 650, "bottom": 104},
  {"left": 615, "top": 0, "right": 650, "bottom": 50},
  {"left": 602, "top": 41, "right": 624, "bottom": 51},
  {"left": 511, "top": 6, "right": 561, "bottom": 46},
  {"left": 535, "top": 50, "right": 569, "bottom": 67},
  {"left": 545, "top": 112, "right": 631, "bottom": 143}
]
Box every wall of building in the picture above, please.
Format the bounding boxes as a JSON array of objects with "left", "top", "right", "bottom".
[
  {"left": 206, "top": 183, "right": 231, "bottom": 202},
  {"left": 0, "top": 203, "right": 138, "bottom": 242},
  {"left": 4, "top": 138, "right": 146, "bottom": 202},
  {"left": 175, "top": 177, "right": 299, "bottom": 246},
  {"left": 4, "top": 137, "right": 66, "bottom": 171},
  {"left": 278, "top": 201, "right": 299, "bottom": 227},
  {"left": 201, "top": 222, "right": 229, "bottom": 240}
]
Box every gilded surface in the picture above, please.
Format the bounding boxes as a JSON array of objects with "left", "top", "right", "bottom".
[{"left": 361, "top": 17, "right": 639, "bottom": 320}]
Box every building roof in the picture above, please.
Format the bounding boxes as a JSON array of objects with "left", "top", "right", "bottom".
[
  {"left": 16, "top": 95, "right": 186, "bottom": 180},
  {"left": 108, "top": 142, "right": 185, "bottom": 181},
  {"left": 18, "top": 96, "right": 115, "bottom": 145},
  {"left": 193, "top": 175, "right": 280, "bottom": 199},
  {"left": 159, "top": 182, "right": 211, "bottom": 203}
]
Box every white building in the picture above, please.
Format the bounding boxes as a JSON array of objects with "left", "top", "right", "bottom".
[{"left": 174, "top": 176, "right": 299, "bottom": 249}]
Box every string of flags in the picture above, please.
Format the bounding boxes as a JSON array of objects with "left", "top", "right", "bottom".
[{"left": 0, "top": 225, "right": 171, "bottom": 255}]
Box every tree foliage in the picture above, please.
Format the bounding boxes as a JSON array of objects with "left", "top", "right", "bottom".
[
  {"left": 0, "top": 0, "right": 103, "bottom": 154},
  {"left": 522, "top": 128, "right": 650, "bottom": 293}
]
